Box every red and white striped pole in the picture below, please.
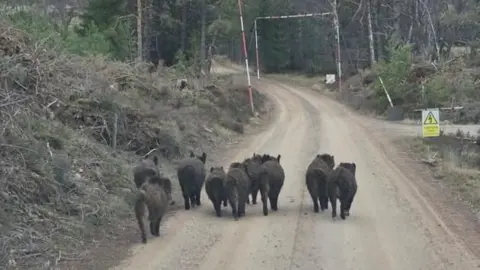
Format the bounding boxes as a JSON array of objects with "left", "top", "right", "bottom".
[
  {"left": 237, "top": 0, "right": 255, "bottom": 115},
  {"left": 333, "top": 9, "right": 342, "bottom": 92},
  {"left": 253, "top": 12, "right": 331, "bottom": 81}
]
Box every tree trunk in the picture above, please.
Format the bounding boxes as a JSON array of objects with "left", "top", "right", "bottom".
[
  {"left": 374, "top": 0, "right": 383, "bottom": 61},
  {"left": 136, "top": 0, "right": 143, "bottom": 61},
  {"left": 180, "top": 0, "right": 188, "bottom": 52},
  {"left": 206, "top": 31, "right": 218, "bottom": 77},
  {"left": 144, "top": 0, "right": 154, "bottom": 62},
  {"left": 421, "top": 0, "right": 440, "bottom": 62},
  {"left": 199, "top": 0, "right": 207, "bottom": 74},
  {"left": 332, "top": 0, "right": 342, "bottom": 90},
  {"left": 367, "top": 0, "right": 375, "bottom": 66}
]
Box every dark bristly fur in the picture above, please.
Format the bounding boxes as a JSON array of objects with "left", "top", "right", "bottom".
[
  {"left": 305, "top": 153, "right": 335, "bottom": 213},
  {"left": 328, "top": 162, "right": 358, "bottom": 220},
  {"left": 205, "top": 166, "right": 228, "bottom": 217},
  {"left": 133, "top": 156, "right": 160, "bottom": 188},
  {"left": 135, "top": 175, "right": 172, "bottom": 243},
  {"left": 257, "top": 154, "right": 284, "bottom": 215},
  {"left": 225, "top": 162, "right": 250, "bottom": 220},
  {"left": 243, "top": 153, "right": 263, "bottom": 205},
  {"left": 177, "top": 151, "right": 207, "bottom": 210}
]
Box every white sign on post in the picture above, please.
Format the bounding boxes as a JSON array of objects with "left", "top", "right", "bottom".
[{"left": 325, "top": 74, "right": 336, "bottom": 84}]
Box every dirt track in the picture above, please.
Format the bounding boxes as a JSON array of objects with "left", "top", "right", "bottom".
[{"left": 113, "top": 69, "right": 480, "bottom": 270}]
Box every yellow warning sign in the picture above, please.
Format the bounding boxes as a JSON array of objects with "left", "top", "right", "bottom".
[
  {"left": 422, "top": 109, "right": 440, "bottom": 137},
  {"left": 423, "top": 112, "right": 438, "bottom": 125}
]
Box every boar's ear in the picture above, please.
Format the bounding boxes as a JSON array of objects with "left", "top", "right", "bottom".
[
  {"left": 189, "top": 151, "right": 195, "bottom": 157},
  {"left": 276, "top": 154, "right": 281, "bottom": 163},
  {"left": 349, "top": 163, "right": 356, "bottom": 175},
  {"left": 153, "top": 156, "right": 159, "bottom": 166},
  {"left": 201, "top": 152, "right": 207, "bottom": 163},
  {"left": 210, "top": 167, "right": 214, "bottom": 173},
  {"left": 316, "top": 154, "right": 320, "bottom": 158}
]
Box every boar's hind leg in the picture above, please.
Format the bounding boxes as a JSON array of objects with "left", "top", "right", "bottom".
[
  {"left": 137, "top": 215, "right": 147, "bottom": 243},
  {"left": 150, "top": 220, "right": 156, "bottom": 236},
  {"left": 238, "top": 196, "right": 246, "bottom": 217},
  {"left": 260, "top": 186, "right": 269, "bottom": 216},
  {"left": 195, "top": 190, "right": 202, "bottom": 206},
  {"left": 328, "top": 184, "right": 338, "bottom": 219},
  {"left": 190, "top": 193, "right": 196, "bottom": 208},
  {"left": 269, "top": 196, "right": 278, "bottom": 211},
  {"left": 321, "top": 197, "right": 329, "bottom": 211},
  {"left": 340, "top": 192, "right": 349, "bottom": 220},
  {"left": 318, "top": 195, "right": 328, "bottom": 211},
  {"left": 345, "top": 190, "right": 356, "bottom": 217},
  {"left": 214, "top": 199, "right": 222, "bottom": 217},
  {"left": 229, "top": 198, "right": 238, "bottom": 220},
  {"left": 318, "top": 181, "right": 328, "bottom": 211},
  {"left": 222, "top": 196, "right": 228, "bottom": 207},
  {"left": 251, "top": 188, "right": 259, "bottom": 205},
  {"left": 310, "top": 193, "right": 319, "bottom": 213},
  {"left": 154, "top": 217, "right": 162, "bottom": 236},
  {"left": 180, "top": 184, "right": 191, "bottom": 210},
  {"left": 183, "top": 194, "right": 191, "bottom": 210}
]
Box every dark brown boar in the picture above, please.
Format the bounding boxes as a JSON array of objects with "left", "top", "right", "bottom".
[
  {"left": 135, "top": 175, "right": 172, "bottom": 243},
  {"left": 205, "top": 166, "right": 228, "bottom": 217},
  {"left": 328, "top": 162, "right": 357, "bottom": 220},
  {"left": 242, "top": 153, "right": 264, "bottom": 204},
  {"left": 305, "top": 153, "right": 335, "bottom": 213},
  {"left": 225, "top": 162, "right": 250, "bottom": 220},
  {"left": 257, "top": 154, "right": 284, "bottom": 215},
  {"left": 177, "top": 151, "right": 207, "bottom": 210},
  {"left": 133, "top": 156, "right": 159, "bottom": 188}
]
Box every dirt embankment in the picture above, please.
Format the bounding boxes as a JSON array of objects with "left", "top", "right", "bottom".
[
  {"left": 0, "top": 23, "right": 270, "bottom": 269},
  {"left": 400, "top": 132, "right": 480, "bottom": 219}
]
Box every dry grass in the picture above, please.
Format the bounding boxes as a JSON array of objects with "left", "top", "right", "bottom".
[
  {"left": 0, "top": 21, "right": 267, "bottom": 269},
  {"left": 405, "top": 131, "right": 480, "bottom": 211},
  {"left": 267, "top": 73, "right": 326, "bottom": 92}
]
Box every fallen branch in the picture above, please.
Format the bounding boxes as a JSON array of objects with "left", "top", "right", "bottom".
[
  {"left": 203, "top": 125, "right": 213, "bottom": 133},
  {"left": 0, "top": 143, "right": 38, "bottom": 154},
  {"left": 421, "top": 158, "right": 437, "bottom": 166},
  {"left": 142, "top": 147, "right": 158, "bottom": 158},
  {"left": 44, "top": 98, "right": 58, "bottom": 109},
  {"left": 0, "top": 97, "right": 29, "bottom": 108}
]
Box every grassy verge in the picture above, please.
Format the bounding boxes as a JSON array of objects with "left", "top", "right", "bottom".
[
  {"left": 0, "top": 21, "right": 269, "bottom": 269},
  {"left": 267, "top": 73, "right": 326, "bottom": 92},
  {"left": 266, "top": 43, "right": 480, "bottom": 124},
  {"left": 403, "top": 132, "right": 480, "bottom": 211}
]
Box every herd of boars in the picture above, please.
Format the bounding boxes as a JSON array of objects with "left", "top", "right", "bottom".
[{"left": 132, "top": 151, "right": 358, "bottom": 243}]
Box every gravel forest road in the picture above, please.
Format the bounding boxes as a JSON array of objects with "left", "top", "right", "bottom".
[{"left": 113, "top": 66, "right": 480, "bottom": 270}]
